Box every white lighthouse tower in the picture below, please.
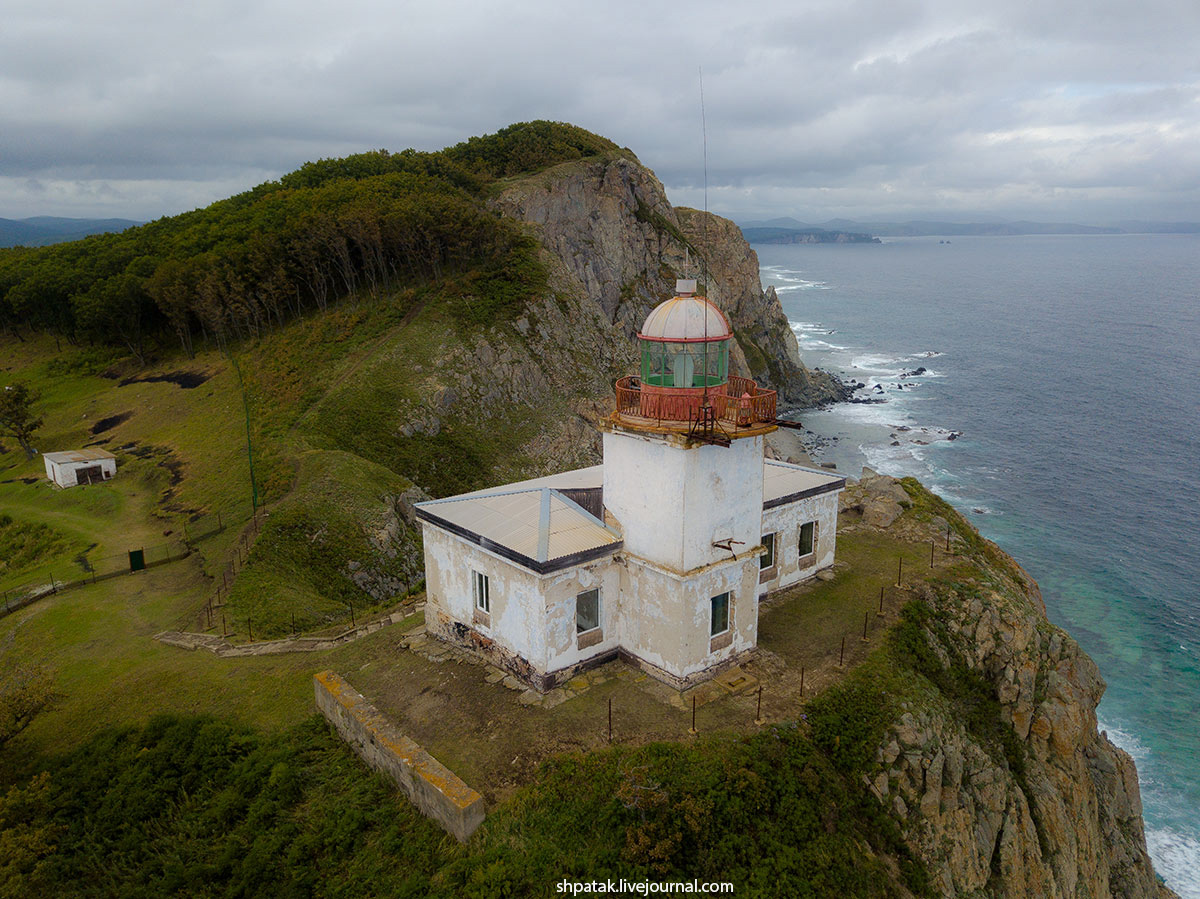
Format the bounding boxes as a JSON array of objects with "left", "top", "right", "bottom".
[{"left": 601, "top": 280, "right": 779, "bottom": 685}]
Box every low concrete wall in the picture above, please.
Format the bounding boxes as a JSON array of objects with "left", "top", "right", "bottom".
[{"left": 313, "top": 670, "right": 485, "bottom": 842}]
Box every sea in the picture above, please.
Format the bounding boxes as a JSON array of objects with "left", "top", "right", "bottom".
[{"left": 757, "top": 233, "right": 1200, "bottom": 897}]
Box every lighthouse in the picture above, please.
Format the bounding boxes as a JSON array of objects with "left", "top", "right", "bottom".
[
  {"left": 414, "top": 279, "right": 843, "bottom": 692},
  {"left": 600, "top": 280, "right": 780, "bottom": 683}
]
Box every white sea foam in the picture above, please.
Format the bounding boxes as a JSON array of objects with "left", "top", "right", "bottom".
[
  {"left": 1147, "top": 827, "right": 1200, "bottom": 899},
  {"left": 775, "top": 281, "right": 831, "bottom": 291},
  {"left": 1098, "top": 717, "right": 1151, "bottom": 762}
]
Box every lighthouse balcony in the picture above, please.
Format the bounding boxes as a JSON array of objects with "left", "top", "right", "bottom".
[{"left": 613, "top": 375, "right": 777, "bottom": 434}]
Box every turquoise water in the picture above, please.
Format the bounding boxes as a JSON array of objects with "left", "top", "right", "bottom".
[{"left": 758, "top": 234, "right": 1200, "bottom": 896}]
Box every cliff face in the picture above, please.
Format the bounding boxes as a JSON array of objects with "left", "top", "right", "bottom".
[
  {"left": 842, "top": 475, "right": 1174, "bottom": 899},
  {"left": 490, "top": 153, "right": 847, "bottom": 408}
]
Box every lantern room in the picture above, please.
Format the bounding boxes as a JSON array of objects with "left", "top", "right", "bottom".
[
  {"left": 614, "top": 279, "right": 778, "bottom": 431},
  {"left": 638, "top": 280, "right": 731, "bottom": 389}
]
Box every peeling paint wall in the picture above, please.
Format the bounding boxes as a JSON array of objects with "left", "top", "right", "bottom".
[
  {"left": 421, "top": 525, "right": 549, "bottom": 667},
  {"left": 618, "top": 553, "right": 759, "bottom": 682},
  {"left": 541, "top": 561, "right": 624, "bottom": 676},
  {"left": 602, "top": 430, "right": 764, "bottom": 574},
  {"left": 759, "top": 490, "right": 840, "bottom": 594}
]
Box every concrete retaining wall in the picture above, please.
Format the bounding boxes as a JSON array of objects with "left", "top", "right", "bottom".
[{"left": 313, "top": 670, "right": 485, "bottom": 842}]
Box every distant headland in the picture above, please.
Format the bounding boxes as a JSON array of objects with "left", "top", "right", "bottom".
[{"left": 741, "top": 215, "right": 1200, "bottom": 242}]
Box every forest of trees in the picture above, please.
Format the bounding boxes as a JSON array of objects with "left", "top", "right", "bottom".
[{"left": 0, "top": 122, "right": 621, "bottom": 361}]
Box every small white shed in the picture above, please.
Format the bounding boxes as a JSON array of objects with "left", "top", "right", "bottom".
[{"left": 43, "top": 449, "right": 117, "bottom": 488}]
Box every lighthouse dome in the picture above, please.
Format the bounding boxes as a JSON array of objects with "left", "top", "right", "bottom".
[{"left": 639, "top": 280, "right": 732, "bottom": 342}]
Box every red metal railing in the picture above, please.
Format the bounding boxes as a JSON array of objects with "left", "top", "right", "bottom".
[{"left": 613, "top": 376, "right": 776, "bottom": 427}]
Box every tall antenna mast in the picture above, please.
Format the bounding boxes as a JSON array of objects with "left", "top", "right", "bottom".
[
  {"left": 699, "top": 67, "right": 711, "bottom": 408},
  {"left": 699, "top": 66, "right": 709, "bottom": 296}
]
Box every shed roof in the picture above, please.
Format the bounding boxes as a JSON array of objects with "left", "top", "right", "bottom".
[
  {"left": 762, "top": 459, "right": 845, "bottom": 508},
  {"left": 43, "top": 449, "right": 117, "bottom": 464},
  {"left": 414, "top": 487, "right": 621, "bottom": 575}
]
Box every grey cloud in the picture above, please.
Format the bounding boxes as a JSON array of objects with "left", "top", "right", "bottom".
[{"left": 1, "top": 0, "right": 1197, "bottom": 222}]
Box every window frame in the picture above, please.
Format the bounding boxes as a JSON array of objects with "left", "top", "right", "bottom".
[
  {"left": 759, "top": 532, "right": 776, "bottom": 570},
  {"left": 472, "top": 569, "right": 490, "bottom": 614},
  {"left": 798, "top": 521, "right": 816, "bottom": 558},
  {"left": 710, "top": 592, "right": 731, "bottom": 637},
  {"left": 575, "top": 588, "right": 601, "bottom": 635}
]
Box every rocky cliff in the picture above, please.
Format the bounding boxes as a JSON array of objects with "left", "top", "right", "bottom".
[{"left": 841, "top": 473, "right": 1176, "bottom": 898}]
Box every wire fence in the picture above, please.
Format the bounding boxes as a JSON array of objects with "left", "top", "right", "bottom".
[{"left": 0, "top": 507, "right": 234, "bottom": 619}]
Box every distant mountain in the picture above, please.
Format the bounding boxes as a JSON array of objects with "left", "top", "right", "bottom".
[
  {"left": 0, "top": 216, "right": 141, "bottom": 247},
  {"left": 739, "top": 217, "right": 1200, "bottom": 238},
  {"left": 742, "top": 226, "right": 880, "bottom": 245}
]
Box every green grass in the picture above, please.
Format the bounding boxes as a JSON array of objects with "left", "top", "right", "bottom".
[{"left": 225, "top": 451, "right": 423, "bottom": 638}]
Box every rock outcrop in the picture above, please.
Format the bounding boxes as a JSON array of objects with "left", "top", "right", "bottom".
[
  {"left": 878, "top": 583, "right": 1170, "bottom": 897},
  {"left": 844, "top": 472, "right": 1175, "bottom": 898}
]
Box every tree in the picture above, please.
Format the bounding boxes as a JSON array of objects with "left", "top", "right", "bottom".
[{"left": 0, "top": 382, "right": 42, "bottom": 459}]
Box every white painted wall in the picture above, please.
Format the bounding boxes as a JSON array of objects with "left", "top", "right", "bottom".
[
  {"left": 541, "top": 562, "right": 624, "bottom": 675},
  {"left": 421, "top": 526, "right": 550, "bottom": 668},
  {"left": 44, "top": 456, "right": 117, "bottom": 488},
  {"left": 422, "top": 525, "right": 624, "bottom": 678},
  {"left": 758, "top": 490, "right": 840, "bottom": 594},
  {"left": 602, "top": 430, "right": 764, "bottom": 574},
  {"left": 618, "top": 554, "right": 759, "bottom": 681}
]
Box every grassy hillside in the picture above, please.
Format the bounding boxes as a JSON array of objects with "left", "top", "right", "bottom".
[{"left": 0, "top": 124, "right": 637, "bottom": 638}]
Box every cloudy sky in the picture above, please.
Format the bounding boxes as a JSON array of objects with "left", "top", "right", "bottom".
[{"left": 3, "top": 0, "right": 1198, "bottom": 224}]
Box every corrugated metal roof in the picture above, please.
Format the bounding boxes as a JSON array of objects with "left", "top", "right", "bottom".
[
  {"left": 415, "top": 487, "right": 620, "bottom": 570},
  {"left": 762, "top": 459, "right": 845, "bottom": 506},
  {"left": 43, "top": 449, "right": 117, "bottom": 464}
]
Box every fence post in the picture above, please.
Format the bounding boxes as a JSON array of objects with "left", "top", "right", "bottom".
[
  {"left": 897, "top": 556, "right": 903, "bottom": 585},
  {"left": 862, "top": 611, "right": 869, "bottom": 642},
  {"left": 877, "top": 584, "right": 885, "bottom": 617},
  {"left": 839, "top": 635, "right": 846, "bottom": 667},
  {"left": 689, "top": 695, "right": 697, "bottom": 735},
  {"left": 799, "top": 665, "right": 805, "bottom": 698},
  {"left": 930, "top": 539, "right": 935, "bottom": 568}
]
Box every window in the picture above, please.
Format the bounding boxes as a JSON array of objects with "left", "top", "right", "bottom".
[
  {"left": 799, "top": 522, "right": 816, "bottom": 557},
  {"left": 760, "top": 533, "right": 776, "bottom": 570},
  {"left": 472, "top": 570, "right": 489, "bottom": 613},
  {"left": 710, "top": 592, "right": 730, "bottom": 636},
  {"left": 576, "top": 589, "right": 600, "bottom": 634}
]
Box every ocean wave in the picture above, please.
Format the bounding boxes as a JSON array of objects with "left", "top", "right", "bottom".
[
  {"left": 1097, "top": 717, "right": 1151, "bottom": 762},
  {"left": 1146, "top": 827, "right": 1200, "bottom": 899},
  {"left": 775, "top": 281, "right": 831, "bottom": 291}
]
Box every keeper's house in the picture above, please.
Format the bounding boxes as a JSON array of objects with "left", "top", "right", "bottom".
[
  {"left": 414, "top": 281, "right": 843, "bottom": 692},
  {"left": 44, "top": 449, "right": 117, "bottom": 488}
]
